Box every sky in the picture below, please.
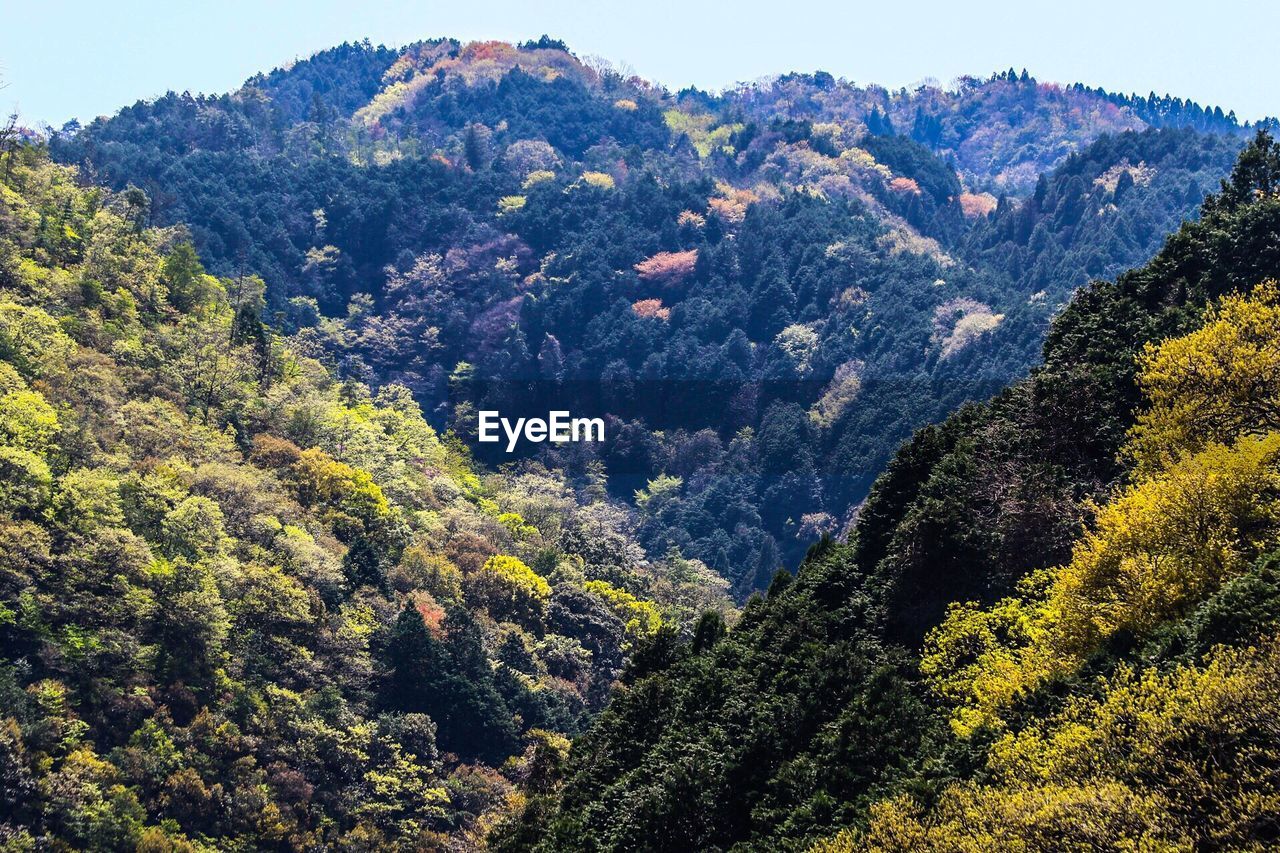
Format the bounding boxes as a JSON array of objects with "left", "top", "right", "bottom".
[{"left": 4, "top": 0, "right": 1280, "bottom": 127}]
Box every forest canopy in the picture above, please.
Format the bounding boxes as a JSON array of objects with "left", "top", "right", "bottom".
[
  {"left": 5, "top": 32, "right": 1280, "bottom": 852},
  {"left": 47, "top": 38, "right": 1249, "bottom": 598}
]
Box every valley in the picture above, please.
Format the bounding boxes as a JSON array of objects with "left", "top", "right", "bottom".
[{"left": 3, "top": 32, "right": 1280, "bottom": 851}]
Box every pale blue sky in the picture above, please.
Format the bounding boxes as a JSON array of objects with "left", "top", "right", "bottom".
[{"left": 4, "top": 0, "right": 1279, "bottom": 127}]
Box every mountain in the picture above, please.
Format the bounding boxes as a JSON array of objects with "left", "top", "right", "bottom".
[
  {"left": 7, "top": 33, "right": 1280, "bottom": 852},
  {"left": 47, "top": 38, "right": 1250, "bottom": 598},
  {"left": 709, "top": 67, "right": 1250, "bottom": 194},
  {"left": 492, "top": 132, "right": 1280, "bottom": 851}
]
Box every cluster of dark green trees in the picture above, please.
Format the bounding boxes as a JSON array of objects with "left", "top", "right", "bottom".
[{"left": 492, "top": 132, "right": 1280, "bottom": 851}]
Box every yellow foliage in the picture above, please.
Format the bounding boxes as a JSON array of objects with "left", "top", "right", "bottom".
[
  {"left": 522, "top": 170, "right": 556, "bottom": 189},
  {"left": 1129, "top": 281, "right": 1280, "bottom": 473},
  {"left": 663, "top": 110, "right": 743, "bottom": 158},
  {"left": 578, "top": 171, "right": 615, "bottom": 191},
  {"left": 584, "top": 579, "right": 662, "bottom": 642},
  {"left": 925, "top": 433, "right": 1280, "bottom": 735},
  {"left": 482, "top": 555, "right": 549, "bottom": 599},
  {"left": 467, "top": 555, "right": 551, "bottom": 626},
  {"left": 848, "top": 781, "right": 1182, "bottom": 852},
  {"left": 923, "top": 283, "right": 1280, "bottom": 736},
  {"left": 355, "top": 78, "right": 428, "bottom": 127},
  {"left": 854, "top": 635, "right": 1280, "bottom": 851},
  {"left": 839, "top": 147, "right": 891, "bottom": 179},
  {"left": 290, "top": 447, "right": 392, "bottom": 528},
  {"left": 497, "top": 511, "right": 537, "bottom": 539},
  {"left": 497, "top": 195, "right": 527, "bottom": 215},
  {"left": 0, "top": 362, "right": 24, "bottom": 393}
]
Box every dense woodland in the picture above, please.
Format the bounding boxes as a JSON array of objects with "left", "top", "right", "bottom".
[
  {"left": 48, "top": 38, "right": 1247, "bottom": 592},
  {"left": 5, "top": 34, "right": 1280, "bottom": 851},
  {"left": 0, "top": 145, "right": 729, "bottom": 849},
  {"left": 494, "top": 132, "right": 1280, "bottom": 851}
]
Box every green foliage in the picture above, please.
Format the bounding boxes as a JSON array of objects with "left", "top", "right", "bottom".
[
  {"left": 0, "top": 446, "right": 52, "bottom": 517},
  {"left": 52, "top": 468, "right": 125, "bottom": 536},
  {"left": 0, "top": 147, "right": 729, "bottom": 848},
  {"left": 491, "top": 543, "right": 942, "bottom": 851},
  {"left": 0, "top": 388, "right": 58, "bottom": 454}
]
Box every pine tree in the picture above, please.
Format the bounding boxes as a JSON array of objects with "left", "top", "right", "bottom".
[
  {"left": 343, "top": 537, "right": 386, "bottom": 592},
  {"left": 748, "top": 262, "right": 795, "bottom": 339}
]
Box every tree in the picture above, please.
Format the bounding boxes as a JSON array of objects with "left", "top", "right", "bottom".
[
  {"left": 343, "top": 536, "right": 386, "bottom": 592},
  {"left": 690, "top": 610, "right": 726, "bottom": 653},
  {"left": 0, "top": 388, "right": 59, "bottom": 454},
  {"left": 162, "top": 243, "right": 211, "bottom": 312},
  {"left": 168, "top": 314, "right": 255, "bottom": 425},
  {"left": 853, "top": 636, "right": 1280, "bottom": 851},
  {"left": 383, "top": 604, "right": 519, "bottom": 764},
  {"left": 1129, "top": 281, "right": 1280, "bottom": 472},
  {"left": 0, "top": 447, "right": 52, "bottom": 518},
  {"left": 1207, "top": 129, "right": 1280, "bottom": 213},
  {"left": 465, "top": 555, "right": 551, "bottom": 628},
  {"left": 634, "top": 250, "right": 698, "bottom": 288},
  {"left": 386, "top": 603, "right": 447, "bottom": 712},
  {"left": 463, "top": 123, "right": 491, "bottom": 170},
  {"left": 748, "top": 262, "right": 795, "bottom": 339}
]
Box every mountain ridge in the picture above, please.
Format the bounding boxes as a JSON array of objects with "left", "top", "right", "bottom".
[
  {"left": 46, "top": 37, "right": 1249, "bottom": 596},
  {"left": 7, "top": 30, "right": 1280, "bottom": 853}
]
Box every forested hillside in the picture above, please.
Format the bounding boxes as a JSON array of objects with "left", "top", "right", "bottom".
[
  {"left": 7, "top": 30, "right": 1280, "bottom": 853},
  {"left": 493, "top": 133, "right": 1280, "bottom": 851},
  {"left": 47, "top": 38, "right": 1249, "bottom": 594},
  {"left": 0, "top": 144, "right": 730, "bottom": 849}
]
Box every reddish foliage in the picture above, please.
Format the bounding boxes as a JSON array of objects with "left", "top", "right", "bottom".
[
  {"left": 959, "top": 192, "right": 998, "bottom": 218},
  {"left": 461, "top": 41, "right": 516, "bottom": 63},
  {"left": 632, "top": 299, "right": 671, "bottom": 321},
  {"left": 888, "top": 176, "right": 922, "bottom": 195},
  {"left": 634, "top": 249, "right": 698, "bottom": 287},
  {"left": 411, "top": 591, "right": 447, "bottom": 637}
]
